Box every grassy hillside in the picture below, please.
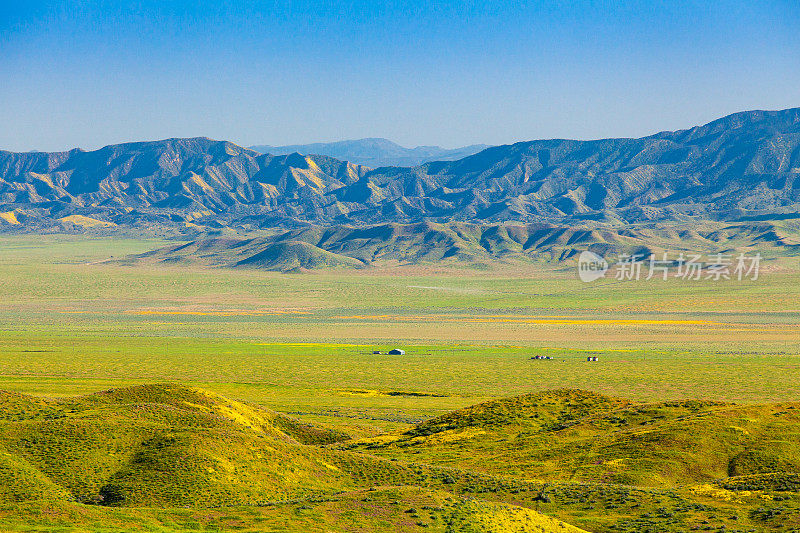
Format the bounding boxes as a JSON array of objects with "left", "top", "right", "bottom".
[
  {"left": 124, "top": 219, "right": 800, "bottom": 270},
  {"left": 0, "top": 487, "right": 591, "bottom": 532},
  {"left": 344, "top": 389, "right": 800, "bottom": 486},
  {"left": 0, "top": 384, "right": 359, "bottom": 506},
  {"left": 0, "top": 384, "right": 595, "bottom": 532},
  {"left": 2, "top": 384, "right": 800, "bottom": 531}
]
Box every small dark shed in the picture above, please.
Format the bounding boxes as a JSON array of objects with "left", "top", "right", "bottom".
[{"left": 388, "top": 349, "right": 405, "bottom": 355}]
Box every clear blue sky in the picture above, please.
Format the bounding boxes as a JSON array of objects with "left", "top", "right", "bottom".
[{"left": 2, "top": 0, "right": 799, "bottom": 152}]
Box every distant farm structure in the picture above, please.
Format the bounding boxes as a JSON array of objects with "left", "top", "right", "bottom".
[{"left": 388, "top": 349, "right": 405, "bottom": 355}]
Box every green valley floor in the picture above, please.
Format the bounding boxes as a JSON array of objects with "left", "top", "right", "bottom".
[{"left": 0, "top": 235, "right": 798, "bottom": 531}]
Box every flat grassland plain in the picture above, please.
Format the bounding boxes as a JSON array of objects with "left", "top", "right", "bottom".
[{"left": 1, "top": 234, "right": 799, "bottom": 435}]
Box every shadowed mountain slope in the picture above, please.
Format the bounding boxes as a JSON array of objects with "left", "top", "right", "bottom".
[
  {"left": 1, "top": 108, "right": 800, "bottom": 232},
  {"left": 0, "top": 137, "right": 368, "bottom": 232}
]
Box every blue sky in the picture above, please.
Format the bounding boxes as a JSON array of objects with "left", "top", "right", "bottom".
[{"left": 1, "top": 1, "right": 799, "bottom": 151}]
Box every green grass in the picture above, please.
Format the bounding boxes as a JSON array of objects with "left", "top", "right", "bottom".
[
  {"left": 0, "top": 384, "right": 598, "bottom": 532},
  {"left": 0, "top": 488, "right": 594, "bottom": 532},
  {"left": 0, "top": 235, "right": 799, "bottom": 531},
  {"left": 0, "top": 233, "right": 799, "bottom": 430},
  {"left": 2, "top": 384, "right": 800, "bottom": 532},
  {"left": 343, "top": 389, "right": 800, "bottom": 486}
]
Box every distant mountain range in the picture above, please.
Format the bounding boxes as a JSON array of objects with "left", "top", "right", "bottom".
[
  {"left": 0, "top": 107, "right": 799, "bottom": 236},
  {"left": 248, "top": 138, "right": 491, "bottom": 168}
]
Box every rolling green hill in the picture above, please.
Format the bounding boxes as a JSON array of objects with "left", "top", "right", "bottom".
[
  {"left": 0, "top": 384, "right": 356, "bottom": 506},
  {"left": 123, "top": 219, "right": 800, "bottom": 270},
  {"left": 2, "top": 384, "right": 800, "bottom": 531},
  {"left": 0, "top": 384, "right": 592, "bottom": 532},
  {"left": 345, "top": 389, "right": 800, "bottom": 487}
]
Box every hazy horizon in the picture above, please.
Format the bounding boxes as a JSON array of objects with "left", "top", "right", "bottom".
[{"left": 7, "top": 103, "right": 798, "bottom": 155}]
